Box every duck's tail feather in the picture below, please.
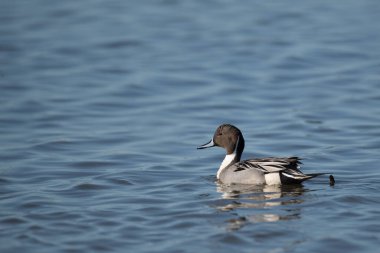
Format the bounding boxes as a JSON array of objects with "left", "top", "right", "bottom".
[
  {"left": 280, "top": 172, "right": 328, "bottom": 184},
  {"left": 305, "top": 172, "right": 328, "bottom": 178}
]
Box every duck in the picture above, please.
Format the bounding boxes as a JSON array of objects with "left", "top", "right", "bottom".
[{"left": 198, "top": 124, "right": 325, "bottom": 185}]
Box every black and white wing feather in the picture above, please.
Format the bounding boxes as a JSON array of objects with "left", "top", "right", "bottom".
[
  {"left": 234, "top": 157, "right": 322, "bottom": 183},
  {"left": 234, "top": 156, "right": 301, "bottom": 173}
]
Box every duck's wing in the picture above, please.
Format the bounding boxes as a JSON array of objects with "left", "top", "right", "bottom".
[
  {"left": 235, "top": 157, "right": 324, "bottom": 183},
  {"left": 234, "top": 156, "right": 302, "bottom": 174}
]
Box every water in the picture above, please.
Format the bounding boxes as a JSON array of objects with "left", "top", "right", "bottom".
[{"left": 1, "top": 0, "right": 380, "bottom": 252}]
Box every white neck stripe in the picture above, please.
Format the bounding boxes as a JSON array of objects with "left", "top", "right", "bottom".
[
  {"left": 234, "top": 136, "right": 240, "bottom": 153},
  {"left": 217, "top": 136, "right": 240, "bottom": 179},
  {"left": 217, "top": 153, "right": 236, "bottom": 179}
]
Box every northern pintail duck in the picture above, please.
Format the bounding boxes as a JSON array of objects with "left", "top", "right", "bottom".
[{"left": 198, "top": 124, "right": 324, "bottom": 185}]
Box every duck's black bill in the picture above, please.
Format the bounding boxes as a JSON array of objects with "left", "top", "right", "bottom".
[{"left": 197, "top": 139, "right": 215, "bottom": 149}]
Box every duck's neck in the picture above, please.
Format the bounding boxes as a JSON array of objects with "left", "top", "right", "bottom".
[
  {"left": 217, "top": 153, "right": 240, "bottom": 179},
  {"left": 217, "top": 136, "right": 244, "bottom": 179}
]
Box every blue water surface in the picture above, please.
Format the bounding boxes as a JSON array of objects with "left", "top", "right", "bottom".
[{"left": 1, "top": 1, "right": 380, "bottom": 252}]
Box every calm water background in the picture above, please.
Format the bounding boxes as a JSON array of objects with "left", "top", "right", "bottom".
[{"left": 1, "top": 1, "right": 380, "bottom": 252}]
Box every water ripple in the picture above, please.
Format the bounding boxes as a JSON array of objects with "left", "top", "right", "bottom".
[{"left": 1, "top": 1, "right": 380, "bottom": 253}]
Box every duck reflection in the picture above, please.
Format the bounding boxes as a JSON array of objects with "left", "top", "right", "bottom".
[{"left": 215, "top": 182, "right": 307, "bottom": 230}]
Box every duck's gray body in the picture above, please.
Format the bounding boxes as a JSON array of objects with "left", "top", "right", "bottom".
[{"left": 198, "top": 124, "right": 323, "bottom": 185}]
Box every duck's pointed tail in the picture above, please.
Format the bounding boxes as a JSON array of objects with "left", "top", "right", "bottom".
[{"left": 306, "top": 173, "right": 335, "bottom": 186}]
